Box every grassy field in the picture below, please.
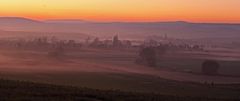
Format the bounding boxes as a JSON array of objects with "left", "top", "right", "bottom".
[
  {"left": 64, "top": 47, "right": 240, "bottom": 75},
  {"left": 1, "top": 72, "right": 240, "bottom": 99},
  {"left": 0, "top": 47, "right": 239, "bottom": 100},
  {"left": 157, "top": 56, "right": 240, "bottom": 76},
  {"left": 0, "top": 47, "right": 240, "bottom": 83},
  {"left": 0, "top": 75, "right": 240, "bottom": 101}
]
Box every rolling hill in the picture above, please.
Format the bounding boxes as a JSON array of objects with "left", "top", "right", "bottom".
[{"left": 0, "top": 17, "right": 240, "bottom": 40}]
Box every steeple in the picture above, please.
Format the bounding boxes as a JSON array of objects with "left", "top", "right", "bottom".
[{"left": 113, "top": 34, "right": 120, "bottom": 47}]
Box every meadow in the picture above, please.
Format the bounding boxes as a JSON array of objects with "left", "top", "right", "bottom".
[{"left": 0, "top": 46, "right": 239, "bottom": 100}]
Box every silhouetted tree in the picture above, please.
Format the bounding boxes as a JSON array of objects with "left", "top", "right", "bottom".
[
  {"left": 136, "top": 47, "right": 157, "bottom": 67},
  {"left": 201, "top": 60, "right": 220, "bottom": 75}
]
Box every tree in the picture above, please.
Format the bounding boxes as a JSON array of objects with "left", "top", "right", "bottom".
[
  {"left": 136, "top": 47, "right": 157, "bottom": 67},
  {"left": 201, "top": 60, "right": 220, "bottom": 75}
]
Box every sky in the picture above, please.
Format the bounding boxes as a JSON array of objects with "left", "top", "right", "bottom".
[{"left": 0, "top": 0, "right": 240, "bottom": 23}]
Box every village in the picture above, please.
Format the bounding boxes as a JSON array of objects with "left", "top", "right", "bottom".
[{"left": 0, "top": 34, "right": 205, "bottom": 53}]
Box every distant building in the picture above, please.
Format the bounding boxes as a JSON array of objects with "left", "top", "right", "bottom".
[
  {"left": 86, "top": 35, "right": 132, "bottom": 48},
  {"left": 121, "top": 40, "right": 132, "bottom": 48},
  {"left": 90, "top": 37, "right": 101, "bottom": 46},
  {"left": 103, "top": 40, "right": 113, "bottom": 47},
  {"left": 113, "top": 35, "right": 121, "bottom": 47}
]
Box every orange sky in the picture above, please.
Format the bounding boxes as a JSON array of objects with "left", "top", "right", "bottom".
[{"left": 0, "top": 0, "right": 240, "bottom": 23}]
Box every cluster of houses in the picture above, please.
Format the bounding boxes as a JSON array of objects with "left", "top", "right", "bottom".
[
  {"left": 0, "top": 36, "right": 80, "bottom": 50},
  {"left": 143, "top": 39, "right": 204, "bottom": 51},
  {"left": 87, "top": 35, "right": 132, "bottom": 48},
  {"left": 0, "top": 34, "right": 205, "bottom": 52},
  {"left": 0, "top": 35, "right": 133, "bottom": 50}
]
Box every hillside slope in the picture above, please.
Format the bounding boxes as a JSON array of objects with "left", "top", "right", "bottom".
[{"left": 0, "top": 79, "right": 238, "bottom": 101}]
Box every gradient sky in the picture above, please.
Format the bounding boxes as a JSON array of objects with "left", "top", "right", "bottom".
[{"left": 0, "top": 0, "right": 240, "bottom": 23}]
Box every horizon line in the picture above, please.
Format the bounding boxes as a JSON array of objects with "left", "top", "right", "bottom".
[{"left": 1, "top": 16, "right": 240, "bottom": 24}]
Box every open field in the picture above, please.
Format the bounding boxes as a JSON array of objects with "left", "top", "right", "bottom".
[
  {"left": 0, "top": 47, "right": 240, "bottom": 84},
  {"left": 1, "top": 79, "right": 239, "bottom": 101},
  {"left": 0, "top": 47, "right": 239, "bottom": 100},
  {"left": 1, "top": 72, "right": 240, "bottom": 99}
]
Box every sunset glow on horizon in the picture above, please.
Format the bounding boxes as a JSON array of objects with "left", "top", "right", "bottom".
[{"left": 0, "top": 0, "right": 240, "bottom": 23}]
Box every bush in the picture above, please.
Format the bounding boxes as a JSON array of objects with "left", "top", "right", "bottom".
[
  {"left": 201, "top": 60, "right": 220, "bottom": 75},
  {"left": 136, "top": 47, "right": 157, "bottom": 67}
]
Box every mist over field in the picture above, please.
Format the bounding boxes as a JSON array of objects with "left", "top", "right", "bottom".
[
  {"left": 0, "top": 16, "right": 240, "bottom": 81},
  {"left": 0, "top": 17, "right": 240, "bottom": 100}
]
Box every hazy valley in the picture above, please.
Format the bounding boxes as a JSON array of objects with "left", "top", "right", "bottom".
[{"left": 0, "top": 17, "right": 240, "bottom": 100}]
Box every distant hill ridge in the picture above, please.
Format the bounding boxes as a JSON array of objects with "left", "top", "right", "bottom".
[
  {"left": 0, "top": 17, "right": 240, "bottom": 39},
  {"left": 1, "top": 17, "right": 240, "bottom": 25},
  {"left": 0, "top": 17, "right": 42, "bottom": 24}
]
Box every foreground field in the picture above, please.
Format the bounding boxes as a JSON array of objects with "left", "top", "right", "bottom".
[
  {"left": 1, "top": 72, "right": 240, "bottom": 99},
  {"left": 0, "top": 78, "right": 239, "bottom": 101}
]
